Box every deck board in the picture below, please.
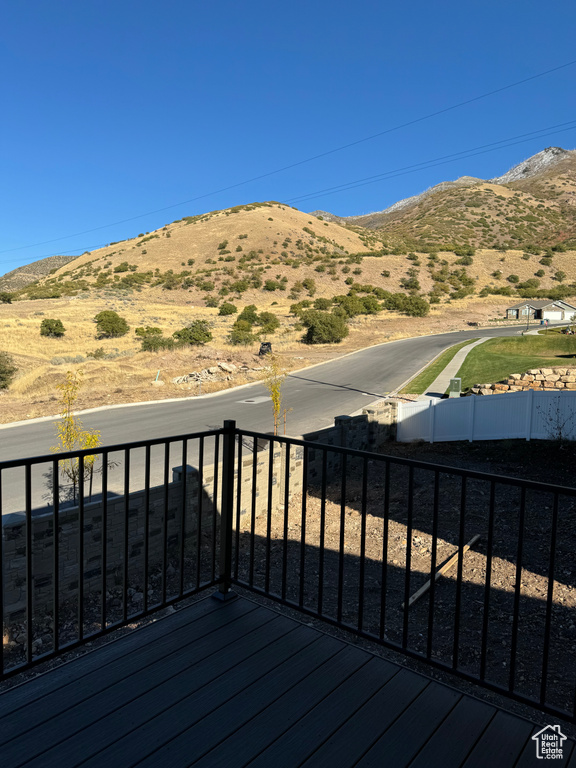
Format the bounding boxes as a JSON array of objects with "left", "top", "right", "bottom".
[
  {"left": 245, "top": 657, "right": 399, "bottom": 768},
  {"left": 0, "top": 593, "right": 573, "bottom": 768}
]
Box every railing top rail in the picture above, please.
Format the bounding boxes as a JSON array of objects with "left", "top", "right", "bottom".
[
  {"left": 0, "top": 427, "right": 223, "bottom": 471},
  {"left": 236, "top": 427, "right": 576, "bottom": 497}
]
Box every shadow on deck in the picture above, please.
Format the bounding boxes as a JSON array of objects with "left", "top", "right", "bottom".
[{"left": 0, "top": 593, "right": 573, "bottom": 768}]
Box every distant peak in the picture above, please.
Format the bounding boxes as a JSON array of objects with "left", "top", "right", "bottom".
[{"left": 490, "top": 146, "right": 574, "bottom": 184}]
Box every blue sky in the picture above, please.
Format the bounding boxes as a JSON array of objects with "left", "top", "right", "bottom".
[{"left": 1, "top": 0, "right": 575, "bottom": 273}]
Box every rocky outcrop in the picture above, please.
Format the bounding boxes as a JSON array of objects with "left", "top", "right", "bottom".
[
  {"left": 469, "top": 367, "right": 576, "bottom": 395},
  {"left": 172, "top": 361, "right": 240, "bottom": 385}
]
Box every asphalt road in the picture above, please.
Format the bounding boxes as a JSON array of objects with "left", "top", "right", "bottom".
[
  {"left": 0, "top": 325, "right": 525, "bottom": 459},
  {"left": 0, "top": 325, "right": 525, "bottom": 514}
]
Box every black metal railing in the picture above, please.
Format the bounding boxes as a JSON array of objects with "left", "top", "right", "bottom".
[
  {"left": 2, "top": 418, "right": 576, "bottom": 724},
  {"left": 0, "top": 427, "right": 223, "bottom": 679},
  {"left": 227, "top": 423, "right": 576, "bottom": 724}
]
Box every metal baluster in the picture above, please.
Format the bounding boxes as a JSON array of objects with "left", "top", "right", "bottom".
[
  {"left": 453, "top": 475, "right": 467, "bottom": 670},
  {"left": 196, "top": 437, "right": 204, "bottom": 590},
  {"left": 211, "top": 433, "right": 220, "bottom": 584},
  {"left": 53, "top": 460, "right": 60, "bottom": 652},
  {"left": 358, "top": 457, "right": 368, "bottom": 632},
  {"left": 379, "top": 460, "right": 390, "bottom": 641},
  {"left": 426, "top": 470, "right": 440, "bottom": 660},
  {"left": 402, "top": 466, "right": 414, "bottom": 650},
  {"left": 78, "top": 456, "right": 85, "bottom": 640},
  {"left": 337, "top": 454, "right": 347, "bottom": 624},
  {"left": 179, "top": 440, "right": 187, "bottom": 597},
  {"left": 101, "top": 453, "right": 108, "bottom": 629},
  {"left": 540, "top": 493, "right": 559, "bottom": 707},
  {"left": 265, "top": 438, "right": 274, "bottom": 593},
  {"left": 318, "top": 449, "right": 327, "bottom": 616},
  {"left": 281, "top": 443, "right": 290, "bottom": 601},
  {"left": 299, "top": 446, "right": 308, "bottom": 609},
  {"left": 480, "top": 481, "right": 496, "bottom": 681},
  {"left": 25, "top": 464, "right": 32, "bottom": 662},
  {"left": 162, "top": 443, "right": 169, "bottom": 604},
  {"left": 249, "top": 440, "right": 257, "bottom": 588},
  {"left": 234, "top": 435, "right": 242, "bottom": 582},
  {"left": 143, "top": 446, "right": 150, "bottom": 612},
  {"left": 509, "top": 486, "right": 526, "bottom": 692}
]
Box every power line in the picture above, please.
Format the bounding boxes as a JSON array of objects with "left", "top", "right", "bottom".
[
  {"left": 285, "top": 120, "right": 576, "bottom": 205},
  {"left": 0, "top": 57, "right": 574, "bottom": 259},
  {"left": 1, "top": 120, "right": 575, "bottom": 271}
]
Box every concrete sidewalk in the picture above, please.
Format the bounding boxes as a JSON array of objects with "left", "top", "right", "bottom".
[{"left": 419, "top": 338, "right": 490, "bottom": 400}]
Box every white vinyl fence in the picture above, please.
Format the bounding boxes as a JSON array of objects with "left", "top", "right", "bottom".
[{"left": 397, "top": 390, "right": 576, "bottom": 443}]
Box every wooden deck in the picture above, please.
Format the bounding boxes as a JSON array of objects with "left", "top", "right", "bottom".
[{"left": 0, "top": 593, "right": 573, "bottom": 767}]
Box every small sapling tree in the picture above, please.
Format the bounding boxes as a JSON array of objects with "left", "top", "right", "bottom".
[
  {"left": 50, "top": 371, "right": 103, "bottom": 503},
  {"left": 262, "top": 354, "right": 287, "bottom": 435}
]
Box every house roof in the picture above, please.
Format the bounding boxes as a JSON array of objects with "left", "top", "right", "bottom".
[{"left": 507, "top": 299, "right": 576, "bottom": 310}]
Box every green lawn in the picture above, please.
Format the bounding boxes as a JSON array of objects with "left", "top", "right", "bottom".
[
  {"left": 401, "top": 338, "right": 479, "bottom": 395},
  {"left": 455, "top": 335, "right": 576, "bottom": 389}
]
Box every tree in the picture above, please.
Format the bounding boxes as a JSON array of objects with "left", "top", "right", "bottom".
[
  {"left": 173, "top": 320, "right": 213, "bottom": 346},
  {"left": 301, "top": 311, "right": 349, "bottom": 344},
  {"left": 94, "top": 310, "right": 129, "bottom": 338},
  {"left": 0, "top": 351, "right": 17, "bottom": 389},
  {"left": 51, "top": 371, "right": 102, "bottom": 503},
  {"left": 40, "top": 318, "right": 66, "bottom": 337},
  {"left": 261, "top": 354, "right": 287, "bottom": 435},
  {"left": 0, "top": 292, "right": 13, "bottom": 304}
]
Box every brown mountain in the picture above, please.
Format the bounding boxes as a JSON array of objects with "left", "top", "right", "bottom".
[
  {"left": 313, "top": 147, "right": 576, "bottom": 251},
  {"left": 0, "top": 254, "right": 78, "bottom": 291}
]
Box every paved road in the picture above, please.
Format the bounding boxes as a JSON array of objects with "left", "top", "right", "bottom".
[
  {"left": 0, "top": 325, "right": 525, "bottom": 514},
  {"left": 0, "top": 325, "right": 526, "bottom": 460}
]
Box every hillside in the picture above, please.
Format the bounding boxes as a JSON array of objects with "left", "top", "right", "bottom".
[
  {"left": 316, "top": 147, "right": 576, "bottom": 252},
  {"left": 0, "top": 254, "right": 78, "bottom": 291},
  {"left": 11, "top": 201, "right": 377, "bottom": 300}
]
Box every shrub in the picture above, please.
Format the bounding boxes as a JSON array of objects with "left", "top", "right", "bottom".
[
  {"left": 535, "top": 269, "right": 546, "bottom": 278},
  {"left": 173, "top": 320, "right": 213, "bottom": 346},
  {"left": 218, "top": 302, "right": 238, "bottom": 316},
  {"left": 86, "top": 347, "right": 106, "bottom": 359},
  {"left": 302, "top": 277, "right": 317, "bottom": 296},
  {"left": 540, "top": 257, "right": 553, "bottom": 267},
  {"left": 381, "top": 270, "right": 390, "bottom": 278},
  {"left": 313, "top": 298, "right": 332, "bottom": 310},
  {"left": 94, "top": 311, "right": 129, "bottom": 338},
  {"left": 507, "top": 274, "right": 520, "bottom": 284},
  {"left": 135, "top": 326, "right": 162, "bottom": 337},
  {"left": 40, "top": 318, "right": 66, "bottom": 337},
  {"left": 238, "top": 304, "right": 259, "bottom": 323},
  {"left": 0, "top": 351, "right": 17, "bottom": 389},
  {"left": 229, "top": 319, "right": 255, "bottom": 345},
  {"left": 0, "top": 292, "right": 13, "bottom": 304},
  {"left": 555, "top": 271, "right": 567, "bottom": 282},
  {"left": 141, "top": 335, "right": 175, "bottom": 352},
  {"left": 301, "top": 311, "right": 349, "bottom": 344},
  {"left": 257, "top": 312, "right": 280, "bottom": 333}
]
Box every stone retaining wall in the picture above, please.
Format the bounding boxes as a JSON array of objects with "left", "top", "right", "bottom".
[{"left": 469, "top": 367, "right": 576, "bottom": 396}]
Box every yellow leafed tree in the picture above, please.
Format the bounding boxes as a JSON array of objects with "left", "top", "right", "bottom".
[
  {"left": 52, "top": 371, "right": 102, "bottom": 503},
  {"left": 261, "top": 354, "right": 287, "bottom": 435}
]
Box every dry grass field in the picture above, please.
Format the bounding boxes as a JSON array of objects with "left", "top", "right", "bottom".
[
  {"left": 0, "top": 289, "right": 510, "bottom": 424},
  {"left": 1, "top": 194, "right": 575, "bottom": 425}
]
